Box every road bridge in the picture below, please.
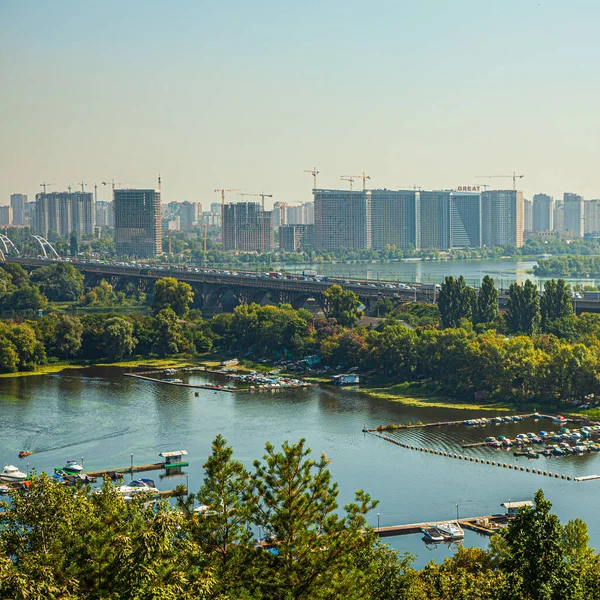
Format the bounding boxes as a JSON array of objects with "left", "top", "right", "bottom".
[{"left": 2, "top": 257, "right": 599, "bottom": 315}]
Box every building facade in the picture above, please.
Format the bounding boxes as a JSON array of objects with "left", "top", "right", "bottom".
[
  {"left": 585, "top": 200, "right": 600, "bottom": 234},
  {"left": 70, "top": 192, "right": 95, "bottom": 237},
  {"left": 563, "top": 192, "right": 584, "bottom": 237},
  {"left": 450, "top": 191, "right": 482, "bottom": 248},
  {"left": 0, "top": 206, "right": 12, "bottom": 226},
  {"left": 371, "top": 189, "right": 419, "bottom": 250},
  {"left": 313, "top": 189, "right": 371, "bottom": 250},
  {"left": 524, "top": 199, "right": 532, "bottom": 232},
  {"left": 179, "top": 201, "right": 202, "bottom": 229},
  {"left": 10, "top": 194, "right": 27, "bottom": 226},
  {"left": 114, "top": 189, "right": 162, "bottom": 257},
  {"left": 279, "top": 224, "right": 313, "bottom": 251},
  {"left": 34, "top": 192, "right": 94, "bottom": 238},
  {"left": 223, "top": 202, "right": 274, "bottom": 252},
  {"left": 95, "top": 201, "right": 114, "bottom": 228},
  {"left": 532, "top": 194, "right": 553, "bottom": 232},
  {"left": 419, "top": 191, "right": 451, "bottom": 250},
  {"left": 481, "top": 190, "right": 524, "bottom": 247}
]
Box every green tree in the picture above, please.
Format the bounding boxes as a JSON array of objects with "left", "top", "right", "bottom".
[
  {"left": 506, "top": 279, "right": 541, "bottom": 336},
  {"left": 323, "top": 284, "right": 362, "bottom": 327},
  {"left": 101, "top": 317, "right": 137, "bottom": 360},
  {"left": 500, "top": 489, "right": 581, "bottom": 600},
  {"left": 437, "top": 276, "right": 476, "bottom": 328},
  {"left": 153, "top": 277, "right": 194, "bottom": 317},
  {"left": 475, "top": 275, "right": 498, "bottom": 325},
  {"left": 69, "top": 232, "right": 78, "bottom": 257},
  {"left": 248, "top": 438, "right": 377, "bottom": 599},
  {"left": 153, "top": 308, "right": 186, "bottom": 356},
  {"left": 54, "top": 315, "right": 84, "bottom": 358},
  {"left": 30, "top": 263, "right": 84, "bottom": 302},
  {"left": 541, "top": 278, "right": 573, "bottom": 330},
  {"left": 181, "top": 435, "right": 253, "bottom": 597}
]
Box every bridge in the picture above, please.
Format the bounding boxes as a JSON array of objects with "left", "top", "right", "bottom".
[{"left": 2, "top": 256, "right": 600, "bottom": 315}]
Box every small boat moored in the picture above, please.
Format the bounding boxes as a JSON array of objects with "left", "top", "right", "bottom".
[
  {"left": 1, "top": 465, "right": 27, "bottom": 483},
  {"left": 422, "top": 527, "right": 445, "bottom": 542},
  {"left": 61, "top": 460, "right": 84, "bottom": 475},
  {"left": 435, "top": 521, "right": 465, "bottom": 540}
]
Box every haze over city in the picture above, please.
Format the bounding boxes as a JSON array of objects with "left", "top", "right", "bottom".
[{"left": 2, "top": 0, "right": 599, "bottom": 208}]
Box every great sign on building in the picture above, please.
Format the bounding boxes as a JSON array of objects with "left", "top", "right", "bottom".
[{"left": 456, "top": 186, "right": 481, "bottom": 192}]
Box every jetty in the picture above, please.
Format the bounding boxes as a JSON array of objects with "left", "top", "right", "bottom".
[
  {"left": 124, "top": 372, "right": 243, "bottom": 392},
  {"left": 375, "top": 514, "right": 507, "bottom": 538},
  {"left": 87, "top": 450, "right": 189, "bottom": 478},
  {"left": 363, "top": 413, "right": 570, "bottom": 433}
]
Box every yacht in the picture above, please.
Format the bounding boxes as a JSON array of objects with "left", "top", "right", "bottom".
[
  {"left": 61, "top": 460, "right": 84, "bottom": 475},
  {"left": 435, "top": 521, "right": 465, "bottom": 540},
  {"left": 117, "top": 479, "right": 159, "bottom": 499},
  {"left": 1, "top": 465, "right": 27, "bottom": 483},
  {"left": 422, "top": 527, "right": 445, "bottom": 542}
]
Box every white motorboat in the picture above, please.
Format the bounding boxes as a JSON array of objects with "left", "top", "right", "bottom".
[
  {"left": 422, "top": 527, "right": 445, "bottom": 542},
  {"left": 0, "top": 484, "right": 11, "bottom": 495},
  {"left": 117, "top": 479, "right": 158, "bottom": 499},
  {"left": 61, "top": 460, "right": 84, "bottom": 474},
  {"left": 435, "top": 521, "right": 465, "bottom": 540},
  {"left": 1, "top": 465, "right": 27, "bottom": 483}
]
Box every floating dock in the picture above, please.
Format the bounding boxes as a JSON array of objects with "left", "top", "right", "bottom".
[
  {"left": 371, "top": 433, "right": 579, "bottom": 481},
  {"left": 124, "top": 373, "right": 242, "bottom": 393},
  {"left": 87, "top": 450, "right": 189, "bottom": 478},
  {"left": 375, "top": 514, "right": 507, "bottom": 538},
  {"left": 363, "top": 414, "right": 573, "bottom": 433}
]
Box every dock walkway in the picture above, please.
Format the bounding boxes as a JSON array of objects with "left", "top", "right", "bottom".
[
  {"left": 124, "top": 373, "right": 242, "bottom": 393},
  {"left": 376, "top": 514, "right": 506, "bottom": 538}
]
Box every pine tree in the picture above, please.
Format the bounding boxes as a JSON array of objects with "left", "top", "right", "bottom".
[{"left": 248, "top": 438, "right": 377, "bottom": 598}]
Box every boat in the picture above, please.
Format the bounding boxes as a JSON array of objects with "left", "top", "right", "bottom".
[
  {"left": 553, "top": 415, "right": 567, "bottom": 423},
  {"left": 435, "top": 521, "right": 465, "bottom": 540},
  {"left": 117, "top": 479, "right": 159, "bottom": 498},
  {"left": 61, "top": 460, "right": 84, "bottom": 475},
  {"left": 18, "top": 451, "right": 31, "bottom": 458},
  {"left": 0, "top": 465, "right": 27, "bottom": 483},
  {"left": 0, "top": 484, "right": 11, "bottom": 495},
  {"left": 422, "top": 527, "right": 445, "bottom": 542}
]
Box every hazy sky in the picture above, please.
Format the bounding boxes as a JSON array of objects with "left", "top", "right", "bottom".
[{"left": 2, "top": 0, "right": 599, "bottom": 208}]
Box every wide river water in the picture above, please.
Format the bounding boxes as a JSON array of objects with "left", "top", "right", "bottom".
[
  {"left": 283, "top": 257, "right": 600, "bottom": 289},
  {"left": 2, "top": 367, "right": 600, "bottom": 568}
]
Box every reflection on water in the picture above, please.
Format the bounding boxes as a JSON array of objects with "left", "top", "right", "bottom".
[{"left": 2, "top": 366, "right": 600, "bottom": 568}]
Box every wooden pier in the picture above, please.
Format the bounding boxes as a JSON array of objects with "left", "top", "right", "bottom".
[
  {"left": 124, "top": 373, "right": 242, "bottom": 393},
  {"left": 87, "top": 462, "right": 168, "bottom": 478},
  {"left": 375, "top": 514, "right": 507, "bottom": 538}
]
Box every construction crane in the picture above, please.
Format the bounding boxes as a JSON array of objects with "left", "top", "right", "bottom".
[
  {"left": 80, "top": 181, "right": 86, "bottom": 193},
  {"left": 341, "top": 175, "right": 362, "bottom": 249},
  {"left": 40, "top": 182, "right": 55, "bottom": 194},
  {"left": 239, "top": 192, "right": 273, "bottom": 251},
  {"left": 304, "top": 167, "right": 319, "bottom": 189},
  {"left": 214, "top": 188, "right": 241, "bottom": 245},
  {"left": 360, "top": 172, "right": 370, "bottom": 190},
  {"left": 476, "top": 171, "right": 524, "bottom": 190}
]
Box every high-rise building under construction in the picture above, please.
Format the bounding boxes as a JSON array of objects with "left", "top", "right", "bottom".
[
  {"left": 223, "top": 202, "right": 273, "bottom": 252},
  {"left": 114, "top": 189, "right": 162, "bottom": 257}
]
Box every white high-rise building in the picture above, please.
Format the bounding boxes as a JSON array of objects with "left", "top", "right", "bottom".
[
  {"left": 563, "top": 193, "right": 584, "bottom": 237},
  {"left": 532, "top": 194, "right": 554, "bottom": 231}
]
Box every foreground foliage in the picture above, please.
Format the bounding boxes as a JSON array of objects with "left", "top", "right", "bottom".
[{"left": 1, "top": 440, "right": 599, "bottom": 599}]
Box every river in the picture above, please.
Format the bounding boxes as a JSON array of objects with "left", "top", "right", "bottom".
[
  {"left": 282, "top": 257, "right": 600, "bottom": 289},
  {"left": 2, "top": 367, "right": 599, "bottom": 568}
]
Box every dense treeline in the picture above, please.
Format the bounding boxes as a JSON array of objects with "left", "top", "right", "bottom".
[
  {"left": 534, "top": 255, "right": 600, "bottom": 278},
  {"left": 2, "top": 272, "right": 600, "bottom": 406},
  {"left": 1, "top": 437, "right": 599, "bottom": 599}
]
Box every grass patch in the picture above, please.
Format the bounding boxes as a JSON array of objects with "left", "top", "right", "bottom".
[
  {"left": 99, "top": 356, "right": 197, "bottom": 369},
  {"left": 0, "top": 363, "right": 84, "bottom": 379},
  {"left": 360, "top": 382, "right": 513, "bottom": 411}
]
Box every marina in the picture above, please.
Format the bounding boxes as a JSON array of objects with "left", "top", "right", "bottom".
[{"left": 5, "top": 365, "right": 600, "bottom": 568}]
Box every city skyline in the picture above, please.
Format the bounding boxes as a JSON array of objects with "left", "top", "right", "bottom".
[{"left": 2, "top": 1, "right": 600, "bottom": 207}]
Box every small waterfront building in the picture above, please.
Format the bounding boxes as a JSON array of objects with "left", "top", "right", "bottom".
[{"left": 501, "top": 500, "right": 534, "bottom": 517}]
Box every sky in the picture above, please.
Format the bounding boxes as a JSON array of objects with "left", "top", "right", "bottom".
[{"left": 1, "top": 0, "right": 600, "bottom": 209}]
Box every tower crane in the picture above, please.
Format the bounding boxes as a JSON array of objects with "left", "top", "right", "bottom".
[
  {"left": 341, "top": 175, "right": 362, "bottom": 249},
  {"left": 214, "top": 188, "right": 241, "bottom": 244},
  {"left": 40, "top": 182, "right": 55, "bottom": 194},
  {"left": 475, "top": 171, "right": 524, "bottom": 190},
  {"left": 360, "top": 172, "right": 370, "bottom": 190},
  {"left": 304, "top": 167, "right": 319, "bottom": 189},
  {"left": 239, "top": 192, "right": 273, "bottom": 251}
]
